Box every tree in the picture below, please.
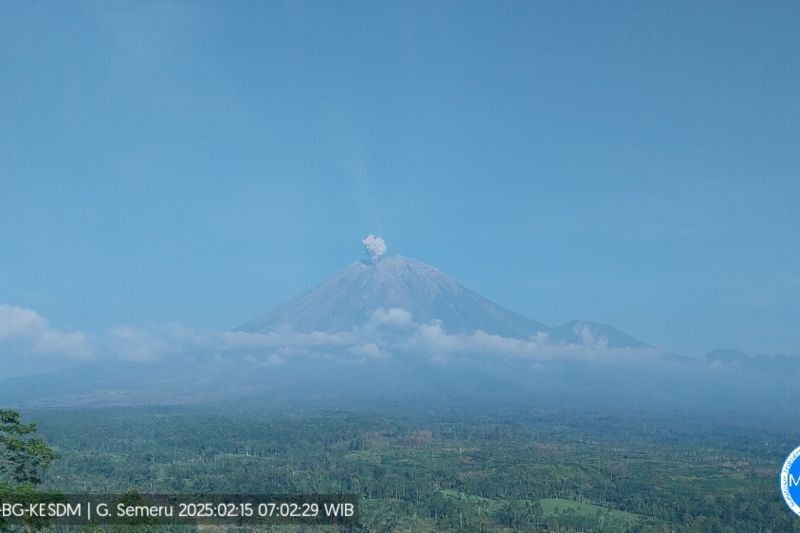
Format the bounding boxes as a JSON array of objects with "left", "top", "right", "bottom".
[{"left": 0, "top": 409, "right": 56, "bottom": 485}]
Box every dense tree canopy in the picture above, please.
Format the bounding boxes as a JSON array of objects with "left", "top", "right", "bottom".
[
  {"left": 0, "top": 408, "right": 56, "bottom": 485},
  {"left": 26, "top": 405, "right": 800, "bottom": 532}
]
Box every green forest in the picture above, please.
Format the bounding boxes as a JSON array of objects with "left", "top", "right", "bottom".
[{"left": 1, "top": 402, "right": 797, "bottom": 532}]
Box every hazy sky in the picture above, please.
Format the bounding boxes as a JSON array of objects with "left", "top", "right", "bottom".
[{"left": 1, "top": 1, "right": 797, "bottom": 357}]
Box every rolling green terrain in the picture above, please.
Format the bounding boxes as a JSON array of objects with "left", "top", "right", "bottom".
[{"left": 7, "top": 402, "right": 792, "bottom": 532}]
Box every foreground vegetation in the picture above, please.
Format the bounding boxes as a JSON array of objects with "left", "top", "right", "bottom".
[{"left": 4, "top": 402, "right": 797, "bottom": 531}]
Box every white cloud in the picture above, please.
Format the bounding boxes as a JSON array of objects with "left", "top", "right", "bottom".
[
  {"left": 0, "top": 304, "right": 92, "bottom": 359},
  {"left": 0, "top": 303, "right": 659, "bottom": 374},
  {"left": 401, "top": 321, "right": 652, "bottom": 363},
  {"left": 97, "top": 308, "right": 657, "bottom": 367},
  {"left": 242, "top": 353, "right": 286, "bottom": 367},
  {"left": 107, "top": 326, "right": 173, "bottom": 362},
  {"left": 575, "top": 323, "right": 608, "bottom": 349},
  {"left": 370, "top": 307, "right": 413, "bottom": 327},
  {"left": 348, "top": 342, "right": 390, "bottom": 360}
]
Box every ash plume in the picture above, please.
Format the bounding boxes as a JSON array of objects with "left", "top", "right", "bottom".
[{"left": 362, "top": 234, "right": 387, "bottom": 262}]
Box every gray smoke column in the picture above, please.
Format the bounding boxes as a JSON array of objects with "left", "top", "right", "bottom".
[{"left": 362, "top": 234, "right": 387, "bottom": 262}]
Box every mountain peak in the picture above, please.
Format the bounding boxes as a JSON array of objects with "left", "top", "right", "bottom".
[
  {"left": 356, "top": 255, "right": 458, "bottom": 290},
  {"left": 238, "top": 254, "right": 547, "bottom": 338},
  {"left": 238, "top": 252, "right": 647, "bottom": 349}
]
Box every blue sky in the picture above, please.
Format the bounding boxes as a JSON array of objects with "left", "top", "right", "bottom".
[{"left": 1, "top": 1, "right": 797, "bottom": 357}]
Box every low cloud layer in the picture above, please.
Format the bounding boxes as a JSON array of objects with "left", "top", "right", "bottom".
[
  {"left": 0, "top": 303, "right": 661, "bottom": 378},
  {"left": 0, "top": 304, "right": 92, "bottom": 360}
]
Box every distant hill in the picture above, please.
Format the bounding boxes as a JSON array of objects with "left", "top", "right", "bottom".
[
  {"left": 706, "top": 348, "right": 800, "bottom": 372},
  {"left": 550, "top": 320, "right": 650, "bottom": 349}
]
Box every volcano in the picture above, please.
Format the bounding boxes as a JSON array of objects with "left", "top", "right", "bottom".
[
  {"left": 0, "top": 238, "right": 652, "bottom": 408},
  {"left": 239, "top": 242, "right": 646, "bottom": 349},
  {"left": 240, "top": 255, "right": 548, "bottom": 339}
]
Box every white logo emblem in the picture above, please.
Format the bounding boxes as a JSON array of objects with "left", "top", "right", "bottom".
[{"left": 781, "top": 445, "right": 800, "bottom": 516}]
